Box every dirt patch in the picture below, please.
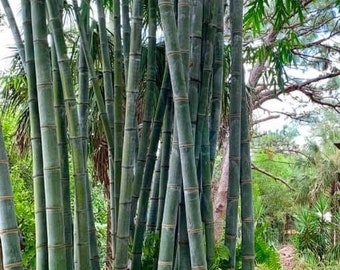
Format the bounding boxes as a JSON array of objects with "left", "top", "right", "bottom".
[{"left": 279, "top": 244, "right": 295, "bottom": 270}]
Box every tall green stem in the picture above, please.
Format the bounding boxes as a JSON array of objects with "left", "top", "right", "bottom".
[
  {"left": 51, "top": 44, "right": 73, "bottom": 270},
  {"left": 121, "top": 0, "right": 131, "bottom": 81},
  {"left": 31, "top": 1, "right": 66, "bottom": 268},
  {"left": 158, "top": 123, "right": 181, "bottom": 270},
  {"left": 159, "top": 0, "right": 207, "bottom": 268},
  {"left": 209, "top": 0, "right": 224, "bottom": 172},
  {"left": 115, "top": 0, "right": 143, "bottom": 267},
  {"left": 240, "top": 82, "right": 254, "bottom": 270},
  {"left": 0, "top": 123, "right": 23, "bottom": 270},
  {"left": 130, "top": 0, "right": 157, "bottom": 238},
  {"left": 20, "top": 0, "right": 48, "bottom": 268},
  {"left": 46, "top": 1, "right": 92, "bottom": 268},
  {"left": 225, "top": 0, "right": 243, "bottom": 268}
]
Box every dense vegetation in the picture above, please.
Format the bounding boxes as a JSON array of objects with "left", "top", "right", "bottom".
[{"left": 0, "top": 0, "right": 339, "bottom": 269}]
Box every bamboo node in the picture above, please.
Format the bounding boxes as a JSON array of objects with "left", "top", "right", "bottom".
[
  {"left": 230, "top": 156, "right": 241, "bottom": 161},
  {"left": 3, "top": 262, "right": 23, "bottom": 268},
  {"left": 173, "top": 96, "right": 189, "bottom": 102},
  {"left": 229, "top": 113, "right": 241, "bottom": 118},
  {"left": 48, "top": 244, "right": 66, "bottom": 249},
  {"left": 192, "top": 265, "right": 207, "bottom": 270},
  {"left": 242, "top": 217, "right": 254, "bottom": 223},
  {"left": 167, "top": 50, "right": 181, "bottom": 56},
  {"left": 162, "top": 223, "right": 176, "bottom": 229},
  {"left": 0, "top": 228, "right": 18, "bottom": 235},
  {"left": 158, "top": 261, "right": 173, "bottom": 266},
  {"left": 242, "top": 255, "right": 255, "bottom": 260},
  {"left": 179, "top": 143, "right": 194, "bottom": 148},
  {"left": 46, "top": 207, "right": 62, "bottom": 210},
  {"left": 167, "top": 183, "right": 180, "bottom": 188},
  {"left": 40, "top": 124, "right": 57, "bottom": 129},
  {"left": 0, "top": 195, "right": 13, "bottom": 200},
  {"left": 241, "top": 179, "right": 252, "bottom": 184},
  {"left": 178, "top": 2, "right": 190, "bottom": 8},
  {"left": 226, "top": 234, "right": 237, "bottom": 239},
  {"left": 187, "top": 228, "right": 202, "bottom": 234},
  {"left": 44, "top": 165, "right": 60, "bottom": 171},
  {"left": 184, "top": 187, "right": 199, "bottom": 193},
  {"left": 0, "top": 159, "right": 8, "bottom": 163}
]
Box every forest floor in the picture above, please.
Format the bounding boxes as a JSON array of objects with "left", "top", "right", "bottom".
[{"left": 278, "top": 244, "right": 296, "bottom": 270}]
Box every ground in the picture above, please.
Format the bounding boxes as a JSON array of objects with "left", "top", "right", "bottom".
[{"left": 279, "top": 244, "right": 295, "bottom": 270}]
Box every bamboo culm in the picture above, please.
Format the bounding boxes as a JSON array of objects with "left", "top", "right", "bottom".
[
  {"left": 225, "top": 0, "right": 244, "bottom": 268},
  {"left": 21, "top": 0, "right": 48, "bottom": 268}
]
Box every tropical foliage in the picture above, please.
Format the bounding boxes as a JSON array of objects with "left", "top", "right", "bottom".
[{"left": 0, "top": 0, "right": 338, "bottom": 269}]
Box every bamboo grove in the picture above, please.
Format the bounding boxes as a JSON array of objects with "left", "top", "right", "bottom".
[{"left": 0, "top": 0, "right": 255, "bottom": 269}]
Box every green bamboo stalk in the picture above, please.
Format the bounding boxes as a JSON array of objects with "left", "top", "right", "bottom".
[
  {"left": 201, "top": 119, "right": 215, "bottom": 267},
  {"left": 225, "top": 0, "right": 243, "bottom": 268},
  {"left": 177, "top": 2, "right": 191, "bottom": 266},
  {"left": 77, "top": 3, "right": 101, "bottom": 265},
  {"left": 20, "top": 0, "right": 48, "bottom": 268},
  {"left": 195, "top": 0, "right": 216, "bottom": 164},
  {"left": 111, "top": 0, "right": 124, "bottom": 258},
  {"left": 146, "top": 154, "right": 161, "bottom": 232},
  {"left": 188, "top": 0, "right": 203, "bottom": 138},
  {"left": 0, "top": 123, "right": 23, "bottom": 270},
  {"left": 156, "top": 80, "right": 172, "bottom": 233},
  {"left": 178, "top": 0, "right": 190, "bottom": 77},
  {"left": 31, "top": 1, "right": 66, "bottom": 268},
  {"left": 95, "top": 1, "right": 115, "bottom": 268},
  {"left": 159, "top": 0, "right": 207, "bottom": 268},
  {"left": 131, "top": 68, "right": 170, "bottom": 268},
  {"left": 209, "top": 0, "right": 224, "bottom": 172},
  {"left": 177, "top": 190, "right": 191, "bottom": 270},
  {"left": 51, "top": 43, "right": 73, "bottom": 270},
  {"left": 121, "top": 0, "right": 131, "bottom": 81},
  {"left": 158, "top": 123, "right": 181, "bottom": 270},
  {"left": 46, "top": 1, "right": 92, "bottom": 268},
  {"left": 115, "top": 0, "right": 143, "bottom": 266},
  {"left": 69, "top": 0, "right": 115, "bottom": 156},
  {"left": 130, "top": 0, "right": 157, "bottom": 234},
  {"left": 96, "top": 0, "right": 114, "bottom": 142},
  {"left": 240, "top": 81, "right": 254, "bottom": 270},
  {"left": 153, "top": 91, "right": 172, "bottom": 270}
]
